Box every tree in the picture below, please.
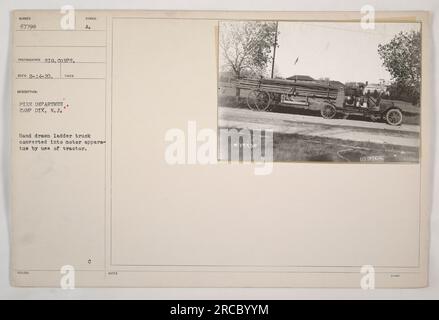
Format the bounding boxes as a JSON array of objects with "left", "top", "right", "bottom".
[
  {"left": 377, "top": 30, "right": 421, "bottom": 104},
  {"left": 219, "top": 21, "right": 279, "bottom": 97}
]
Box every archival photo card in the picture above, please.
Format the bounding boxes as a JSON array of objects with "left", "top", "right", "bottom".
[
  {"left": 10, "top": 10, "right": 430, "bottom": 288},
  {"left": 217, "top": 21, "right": 421, "bottom": 163}
]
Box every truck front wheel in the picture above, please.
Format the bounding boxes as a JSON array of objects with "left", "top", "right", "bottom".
[
  {"left": 384, "top": 108, "right": 403, "bottom": 126},
  {"left": 321, "top": 104, "right": 337, "bottom": 119}
]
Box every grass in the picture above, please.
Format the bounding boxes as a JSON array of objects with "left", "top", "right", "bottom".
[{"left": 272, "top": 132, "right": 419, "bottom": 163}]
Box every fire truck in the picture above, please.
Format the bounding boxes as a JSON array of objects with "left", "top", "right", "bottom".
[{"left": 233, "top": 78, "right": 404, "bottom": 126}]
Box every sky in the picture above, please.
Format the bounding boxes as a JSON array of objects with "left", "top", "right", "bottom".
[{"left": 274, "top": 22, "right": 420, "bottom": 84}]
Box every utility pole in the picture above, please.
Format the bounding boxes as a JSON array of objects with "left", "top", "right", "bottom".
[{"left": 270, "top": 21, "right": 279, "bottom": 79}]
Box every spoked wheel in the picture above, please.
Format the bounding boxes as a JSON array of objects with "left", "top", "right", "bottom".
[
  {"left": 384, "top": 108, "right": 403, "bottom": 126},
  {"left": 320, "top": 104, "right": 337, "bottom": 119},
  {"left": 247, "top": 90, "right": 271, "bottom": 111}
]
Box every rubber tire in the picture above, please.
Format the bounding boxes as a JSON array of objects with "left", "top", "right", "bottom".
[
  {"left": 321, "top": 104, "right": 337, "bottom": 119},
  {"left": 384, "top": 108, "right": 403, "bottom": 126}
]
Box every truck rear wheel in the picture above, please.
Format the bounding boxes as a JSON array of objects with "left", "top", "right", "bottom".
[
  {"left": 321, "top": 104, "right": 337, "bottom": 119},
  {"left": 384, "top": 108, "right": 403, "bottom": 126}
]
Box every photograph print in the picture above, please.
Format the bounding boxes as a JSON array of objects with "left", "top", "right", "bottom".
[{"left": 217, "top": 21, "right": 421, "bottom": 163}]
